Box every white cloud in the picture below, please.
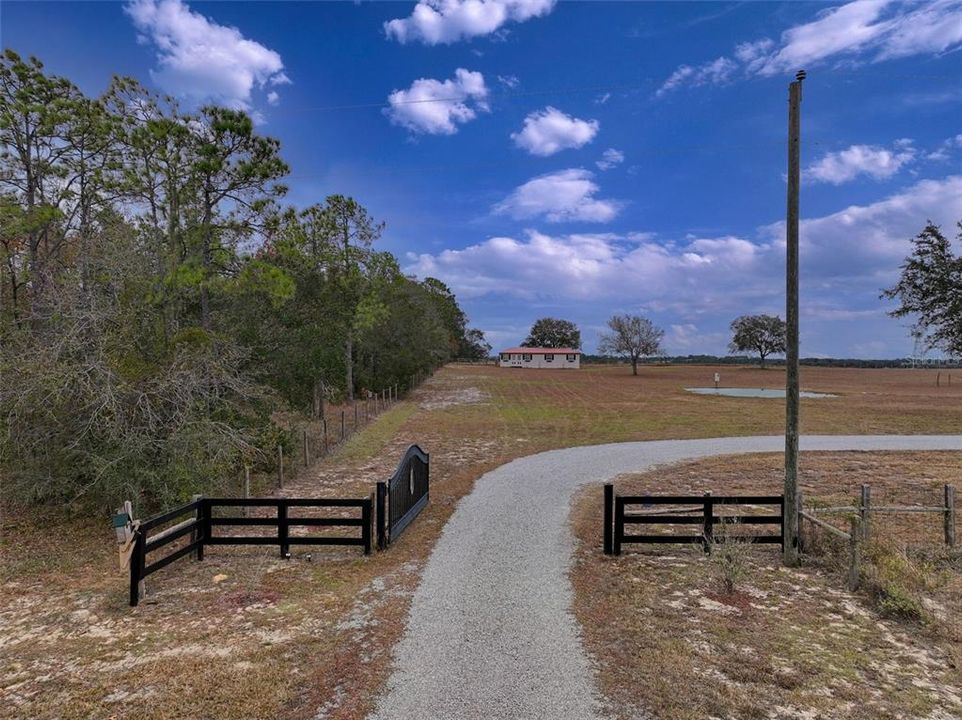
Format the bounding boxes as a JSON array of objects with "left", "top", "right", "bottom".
[
  {"left": 385, "top": 69, "right": 489, "bottom": 135},
  {"left": 266, "top": 91, "right": 280, "bottom": 106},
  {"left": 760, "top": 0, "right": 894, "bottom": 74},
  {"left": 803, "top": 142, "right": 916, "bottom": 184},
  {"left": 498, "top": 74, "right": 520, "bottom": 89},
  {"left": 409, "top": 173, "right": 962, "bottom": 322},
  {"left": 595, "top": 92, "right": 611, "bottom": 105},
  {"left": 596, "top": 148, "right": 625, "bottom": 171},
  {"left": 510, "top": 107, "right": 599, "bottom": 156},
  {"left": 125, "top": 0, "right": 288, "bottom": 109},
  {"left": 658, "top": 0, "right": 962, "bottom": 94},
  {"left": 384, "top": 0, "right": 556, "bottom": 45},
  {"left": 657, "top": 57, "right": 737, "bottom": 96},
  {"left": 493, "top": 169, "right": 622, "bottom": 223}
]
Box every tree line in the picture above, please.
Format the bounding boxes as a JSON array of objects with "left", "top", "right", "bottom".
[{"left": 0, "top": 51, "right": 488, "bottom": 510}]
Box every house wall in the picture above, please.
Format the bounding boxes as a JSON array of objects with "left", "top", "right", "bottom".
[{"left": 498, "top": 353, "right": 581, "bottom": 369}]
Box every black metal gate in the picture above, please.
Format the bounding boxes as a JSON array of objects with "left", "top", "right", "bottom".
[{"left": 376, "top": 444, "right": 429, "bottom": 549}]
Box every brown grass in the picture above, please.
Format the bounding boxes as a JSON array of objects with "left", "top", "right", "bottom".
[
  {"left": 3, "top": 363, "right": 962, "bottom": 719},
  {"left": 571, "top": 451, "right": 962, "bottom": 720}
]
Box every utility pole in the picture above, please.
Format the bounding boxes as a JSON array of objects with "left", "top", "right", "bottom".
[{"left": 784, "top": 69, "right": 805, "bottom": 567}]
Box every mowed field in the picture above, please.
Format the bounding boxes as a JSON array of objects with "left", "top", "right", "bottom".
[{"left": 2, "top": 363, "right": 961, "bottom": 719}]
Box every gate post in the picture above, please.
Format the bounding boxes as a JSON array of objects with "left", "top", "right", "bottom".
[
  {"left": 362, "top": 494, "right": 373, "bottom": 555},
  {"left": 376, "top": 481, "right": 388, "bottom": 550},
  {"left": 129, "top": 529, "right": 146, "bottom": 607},
  {"left": 603, "top": 484, "right": 614, "bottom": 555},
  {"left": 613, "top": 496, "right": 624, "bottom": 556}
]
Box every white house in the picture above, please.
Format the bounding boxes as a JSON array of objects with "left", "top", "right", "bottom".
[{"left": 499, "top": 347, "right": 581, "bottom": 369}]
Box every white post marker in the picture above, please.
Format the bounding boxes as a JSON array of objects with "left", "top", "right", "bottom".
[{"left": 714, "top": 373, "right": 720, "bottom": 389}]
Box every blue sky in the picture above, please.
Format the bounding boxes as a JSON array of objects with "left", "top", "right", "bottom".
[{"left": 3, "top": 0, "right": 961, "bottom": 357}]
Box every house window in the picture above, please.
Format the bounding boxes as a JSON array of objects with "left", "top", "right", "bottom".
[
  {"left": 500, "top": 353, "right": 508, "bottom": 361},
  {"left": 545, "top": 354, "right": 554, "bottom": 362},
  {"left": 523, "top": 354, "right": 532, "bottom": 362},
  {"left": 566, "top": 354, "right": 576, "bottom": 362}
]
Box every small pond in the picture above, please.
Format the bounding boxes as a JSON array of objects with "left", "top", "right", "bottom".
[{"left": 685, "top": 387, "right": 837, "bottom": 399}]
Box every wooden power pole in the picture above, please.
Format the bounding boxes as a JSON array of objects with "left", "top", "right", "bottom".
[{"left": 784, "top": 69, "right": 805, "bottom": 567}]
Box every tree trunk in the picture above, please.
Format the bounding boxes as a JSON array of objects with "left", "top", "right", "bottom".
[
  {"left": 312, "top": 378, "right": 326, "bottom": 419},
  {"left": 200, "top": 195, "right": 212, "bottom": 331},
  {"left": 345, "top": 333, "right": 354, "bottom": 402},
  {"left": 631, "top": 356, "right": 638, "bottom": 376},
  {"left": 759, "top": 352, "right": 766, "bottom": 369}
]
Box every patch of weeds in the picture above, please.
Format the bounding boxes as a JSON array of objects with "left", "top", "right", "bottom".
[
  {"left": 705, "top": 520, "right": 753, "bottom": 595},
  {"left": 861, "top": 538, "right": 940, "bottom": 623}
]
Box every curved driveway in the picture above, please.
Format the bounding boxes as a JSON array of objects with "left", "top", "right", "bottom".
[{"left": 368, "top": 435, "right": 962, "bottom": 720}]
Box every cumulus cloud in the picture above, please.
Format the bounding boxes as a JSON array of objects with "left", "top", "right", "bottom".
[
  {"left": 408, "top": 175, "right": 962, "bottom": 353},
  {"left": 596, "top": 148, "right": 625, "bottom": 170},
  {"left": 384, "top": 0, "right": 556, "bottom": 45},
  {"left": 125, "top": 0, "right": 288, "bottom": 109},
  {"left": 385, "top": 69, "right": 489, "bottom": 135},
  {"left": 493, "top": 169, "right": 623, "bottom": 223},
  {"left": 510, "top": 107, "right": 599, "bottom": 156},
  {"left": 803, "top": 142, "right": 916, "bottom": 184},
  {"left": 658, "top": 0, "right": 962, "bottom": 94}
]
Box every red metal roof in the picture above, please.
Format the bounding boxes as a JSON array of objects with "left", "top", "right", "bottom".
[{"left": 500, "top": 347, "right": 581, "bottom": 354}]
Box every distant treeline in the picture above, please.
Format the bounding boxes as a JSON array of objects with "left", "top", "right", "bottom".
[{"left": 581, "top": 355, "right": 960, "bottom": 369}]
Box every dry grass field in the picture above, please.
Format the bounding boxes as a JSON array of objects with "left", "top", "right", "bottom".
[
  {"left": 2, "top": 363, "right": 961, "bottom": 719},
  {"left": 571, "top": 451, "right": 962, "bottom": 720}
]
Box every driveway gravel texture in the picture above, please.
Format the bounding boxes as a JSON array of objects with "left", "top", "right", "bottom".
[{"left": 368, "top": 435, "right": 962, "bottom": 720}]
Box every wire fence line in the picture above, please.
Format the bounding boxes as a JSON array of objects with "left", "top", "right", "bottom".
[{"left": 240, "top": 368, "right": 437, "bottom": 499}]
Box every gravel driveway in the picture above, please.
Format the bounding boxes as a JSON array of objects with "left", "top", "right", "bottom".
[{"left": 368, "top": 435, "right": 962, "bottom": 720}]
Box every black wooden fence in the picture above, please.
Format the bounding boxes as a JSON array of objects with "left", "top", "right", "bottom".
[
  {"left": 376, "top": 444, "right": 430, "bottom": 550},
  {"left": 129, "top": 495, "right": 372, "bottom": 606},
  {"left": 603, "top": 484, "right": 784, "bottom": 555}
]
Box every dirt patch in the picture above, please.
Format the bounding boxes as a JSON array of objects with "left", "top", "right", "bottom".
[{"left": 418, "top": 384, "right": 488, "bottom": 410}]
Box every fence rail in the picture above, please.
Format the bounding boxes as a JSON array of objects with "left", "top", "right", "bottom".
[
  {"left": 129, "top": 495, "right": 372, "bottom": 606},
  {"left": 604, "top": 485, "right": 784, "bottom": 556},
  {"left": 801, "top": 482, "right": 956, "bottom": 548}
]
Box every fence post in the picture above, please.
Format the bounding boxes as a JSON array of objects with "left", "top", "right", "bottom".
[
  {"left": 277, "top": 445, "right": 284, "bottom": 489},
  {"left": 376, "top": 481, "right": 388, "bottom": 550},
  {"left": 128, "top": 528, "right": 145, "bottom": 607},
  {"left": 199, "top": 498, "right": 210, "bottom": 561},
  {"left": 703, "top": 491, "right": 714, "bottom": 552},
  {"left": 363, "top": 494, "right": 373, "bottom": 556},
  {"left": 946, "top": 484, "right": 957, "bottom": 548},
  {"left": 781, "top": 493, "right": 789, "bottom": 554},
  {"left": 848, "top": 515, "right": 862, "bottom": 591},
  {"left": 191, "top": 494, "right": 203, "bottom": 560},
  {"left": 860, "top": 484, "right": 871, "bottom": 541},
  {"left": 278, "top": 502, "right": 289, "bottom": 558},
  {"left": 613, "top": 496, "right": 624, "bottom": 556},
  {"left": 603, "top": 484, "right": 614, "bottom": 555}
]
